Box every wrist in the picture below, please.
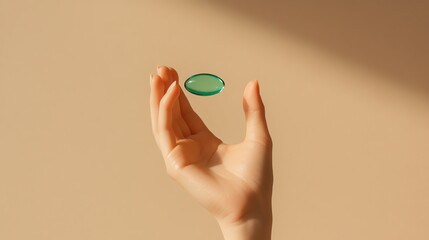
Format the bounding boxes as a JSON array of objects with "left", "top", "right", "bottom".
[{"left": 218, "top": 214, "right": 272, "bottom": 240}]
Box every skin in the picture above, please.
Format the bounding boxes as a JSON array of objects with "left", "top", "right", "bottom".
[{"left": 150, "top": 66, "right": 273, "bottom": 240}]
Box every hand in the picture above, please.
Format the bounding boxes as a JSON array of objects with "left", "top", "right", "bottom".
[{"left": 150, "top": 66, "right": 273, "bottom": 240}]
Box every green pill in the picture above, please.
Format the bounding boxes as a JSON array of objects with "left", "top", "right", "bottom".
[{"left": 184, "top": 73, "right": 225, "bottom": 96}]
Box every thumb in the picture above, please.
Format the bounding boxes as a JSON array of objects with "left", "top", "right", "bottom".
[{"left": 243, "top": 80, "right": 272, "bottom": 145}]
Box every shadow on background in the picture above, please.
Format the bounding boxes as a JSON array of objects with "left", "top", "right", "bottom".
[{"left": 211, "top": 0, "right": 429, "bottom": 97}]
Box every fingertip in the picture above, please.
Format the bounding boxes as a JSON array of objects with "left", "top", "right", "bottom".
[
  {"left": 244, "top": 80, "right": 259, "bottom": 96},
  {"left": 254, "top": 80, "right": 260, "bottom": 94},
  {"left": 157, "top": 65, "right": 168, "bottom": 75},
  {"left": 165, "top": 81, "right": 180, "bottom": 102},
  {"left": 151, "top": 74, "right": 163, "bottom": 90},
  {"left": 166, "top": 80, "right": 176, "bottom": 92},
  {"left": 243, "top": 80, "right": 264, "bottom": 111},
  {"left": 157, "top": 65, "right": 168, "bottom": 77},
  {"left": 168, "top": 67, "right": 179, "bottom": 82}
]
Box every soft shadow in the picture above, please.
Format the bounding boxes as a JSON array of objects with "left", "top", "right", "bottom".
[{"left": 212, "top": 0, "right": 429, "bottom": 97}]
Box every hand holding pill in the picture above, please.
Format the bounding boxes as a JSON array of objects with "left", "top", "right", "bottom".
[{"left": 150, "top": 66, "right": 273, "bottom": 240}]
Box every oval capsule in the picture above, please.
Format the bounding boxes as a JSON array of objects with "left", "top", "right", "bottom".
[{"left": 184, "top": 73, "right": 225, "bottom": 96}]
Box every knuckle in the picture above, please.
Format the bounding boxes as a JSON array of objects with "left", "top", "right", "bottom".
[{"left": 257, "top": 135, "right": 273, "bottom": 148}]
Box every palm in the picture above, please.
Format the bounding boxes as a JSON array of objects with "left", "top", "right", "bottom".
[
  {"left": 172, "top": 133, "right": 271, "bottom": 223},
  {"left": 150, "top": 66, "right": 272, "bottom": 224}
]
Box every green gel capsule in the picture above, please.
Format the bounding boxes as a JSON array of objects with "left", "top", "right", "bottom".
[{"left": 184, "top": 73, "right": 225, "bottom": 96}]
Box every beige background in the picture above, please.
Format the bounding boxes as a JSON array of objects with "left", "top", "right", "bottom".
[{"left": 1, "top": 0, "right": 429, "bottom": 239}]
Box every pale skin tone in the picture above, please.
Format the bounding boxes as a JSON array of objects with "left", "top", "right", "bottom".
[{"left": 150, "top": 66, "right": 273, "bottom": 240}]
